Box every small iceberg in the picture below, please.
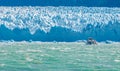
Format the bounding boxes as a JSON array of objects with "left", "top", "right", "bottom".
[{"left": 105, "top": 40, "right": 113, "bottom": 44}]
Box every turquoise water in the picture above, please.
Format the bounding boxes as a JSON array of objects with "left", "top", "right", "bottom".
[{"left": 0, "top": 42, "right": 120, "bottom": 71}]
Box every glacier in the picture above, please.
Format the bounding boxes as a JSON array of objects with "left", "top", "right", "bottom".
[{"left": 0, "top": 6, "right": 120, "bottom": 41}]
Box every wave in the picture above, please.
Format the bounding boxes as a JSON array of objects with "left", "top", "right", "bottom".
[{"left": 0, "top": 6, "right": 120, "bottom": 41}]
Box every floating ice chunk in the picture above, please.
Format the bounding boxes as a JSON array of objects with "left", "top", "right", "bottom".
[
  {"left": 114, "top": 60, "right": 120, "bottom": 62},
  {"left": 26, "top": 57, "right": 33, "bottom": 62},
  {"left": 0, "top": 64, "right": 5, "bottom": 67},
  {"left": 105, "top": 40, "right": 113, "bottom": 44}
]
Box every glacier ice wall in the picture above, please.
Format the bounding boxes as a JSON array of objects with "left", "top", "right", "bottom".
[{"left": 0, "top": 7, "right": 120, "bottom": 41}]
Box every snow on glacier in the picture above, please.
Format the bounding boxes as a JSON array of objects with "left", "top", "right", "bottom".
[{"left": 0, "top": 6, "right": 120, "bottom": 34}]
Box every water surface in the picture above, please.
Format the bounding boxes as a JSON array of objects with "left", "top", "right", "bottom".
[{"left": 0, "top": 42, "right": 120, "bottom": 71}]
